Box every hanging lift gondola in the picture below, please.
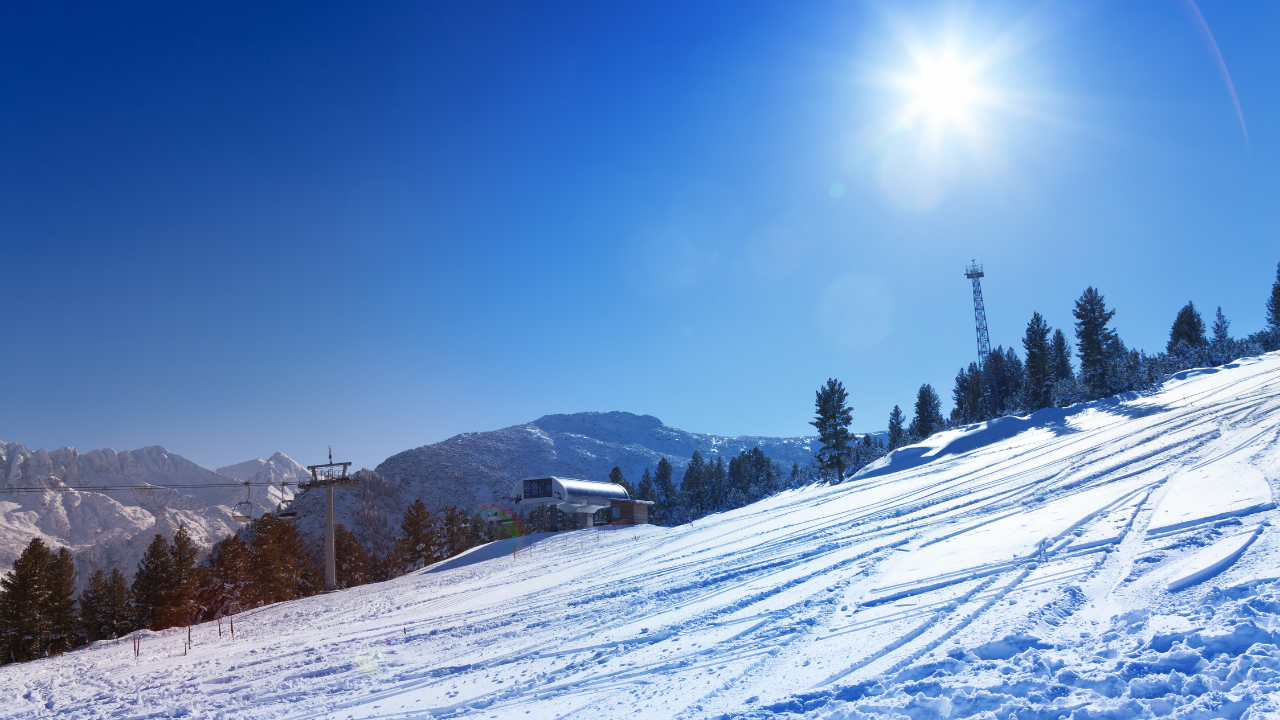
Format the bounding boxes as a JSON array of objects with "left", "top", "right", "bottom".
[
  {"left": 276, "top": 481, "right": 297, "bottom": 519},
  {"left": 231, "top": 480, "right": 253, "bottom": 523}
]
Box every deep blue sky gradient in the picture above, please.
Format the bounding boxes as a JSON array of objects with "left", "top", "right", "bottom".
[{"left": 2, "top": 1, "right": 1277, "bottom": 471}]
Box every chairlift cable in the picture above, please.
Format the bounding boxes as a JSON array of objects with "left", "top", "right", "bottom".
[{"left": 0, "top": 480, "right": 288, "bottom": 493}]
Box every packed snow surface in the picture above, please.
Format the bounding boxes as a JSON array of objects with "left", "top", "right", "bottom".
[{"left": 4, "top": 356, "right": 1280, "bottom": 719}]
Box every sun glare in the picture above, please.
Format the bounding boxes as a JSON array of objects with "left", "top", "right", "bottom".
[{"left": 907, "top": 55, "right": 977, "bottom": 124}]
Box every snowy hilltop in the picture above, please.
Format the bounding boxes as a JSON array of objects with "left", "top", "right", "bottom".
[
  {"left": 0, "top": 446, "right": 302, "bottom": 582},
  {"left": 376, "top": 411, "right": 820, "bottom": 514},
  {"left": 279, "top": 411, "right": 822, "bottom": 558},
  {"left": 6, "top": 354, "right": 1279, "bottom": 717}
]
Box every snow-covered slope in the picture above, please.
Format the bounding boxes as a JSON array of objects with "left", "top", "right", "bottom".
[
  {"left": 376, "top": 411, "right": 819, "bottom": 514},
  {"left": 6, "top": 355, "right": 1280, "bottom": 719},
  {"left": 0, "top": 446, "right": 299, "bottom": 582}
]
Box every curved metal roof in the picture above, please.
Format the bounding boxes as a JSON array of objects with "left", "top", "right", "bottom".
[{"left": 555, "top": 478, "right": 630, "bottom": 501}]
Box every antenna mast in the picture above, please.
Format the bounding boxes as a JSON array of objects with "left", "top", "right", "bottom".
[{"left": 964, "top": 261, "right": 991, "bottom": 367}]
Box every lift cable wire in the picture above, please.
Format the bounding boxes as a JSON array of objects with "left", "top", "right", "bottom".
[{"left": 0, "top": 481, "right": 276, "bottom": 493}]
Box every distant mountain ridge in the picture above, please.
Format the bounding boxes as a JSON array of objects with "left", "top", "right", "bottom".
[
  {"left": 0, "top": 412, "right": 829, "bottom": 581},
  {"left": 373, "top": 411, "right": 820, "bottom": 516},
  {"left": 0, "top": 443, "right": 302, "bottom": 581}
]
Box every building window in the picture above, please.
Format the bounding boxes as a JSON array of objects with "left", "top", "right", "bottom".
[{"left": 524, "top": 478, "right": 553, "bottom": 499}]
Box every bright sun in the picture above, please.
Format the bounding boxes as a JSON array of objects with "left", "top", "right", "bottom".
[{"left": 905, "top": 54, "right": 978, "bottom": 125}]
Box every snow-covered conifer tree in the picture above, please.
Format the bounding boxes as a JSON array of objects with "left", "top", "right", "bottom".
[
  {"left": 887, "top": 405, "right": 906, "bottom": 450},
  {"left": 907, "top": 384, "right": 944, "bottom": 441},
  {"left": 79, "top": 568, "right": 132, "bottom": 642},
  {"left": 1021, "top": 312, "right": 1053, "bottom": 412},
  {"left": 811, "top": 378, "right": 853, "bottom": 482},
  {"left": 1267, "top": 261, "right": 1280, "bottom": 332},
  {"left": 607, "top": 466, "right": 633, "bottom": 497},
  {"left": 43, "top": 547, "right": 78, "bottom": 654},
  {"left": 0, "top": 538, "right": 53, "bottom": 663},
  {"left": 653, "top": 458, "right": 679, "bottom": 525},
  {"left": 636, "top": 468, "right": 655, "bottom": 503},
  {"left": 1167, "top": 301, "right": 1207, "bottom": 353},
  {"left": 1073, "top": 287, "right": 1118, "bottom": 399},
  {"left": 396, "top": 499, "right": 437, "bottom": 572},
  {"left": 130, "top": 533, "right": 175, "bottom": 631}
]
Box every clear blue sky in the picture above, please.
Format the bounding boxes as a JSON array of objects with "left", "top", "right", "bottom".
[{"left": 1, "top": 1, "right": 1276, "bottom": 472}]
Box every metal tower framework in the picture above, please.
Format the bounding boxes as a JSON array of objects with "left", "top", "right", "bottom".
[
  {"left": 965, "top": 261, "right": 991, "bottom": 367},
  {"left": 302, "top": 456, "right": 359, "bottom": 593}
]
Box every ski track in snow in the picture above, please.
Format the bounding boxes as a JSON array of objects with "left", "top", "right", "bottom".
[{"left": 4, "top": 357, "right": 1280, "bottom": 718}]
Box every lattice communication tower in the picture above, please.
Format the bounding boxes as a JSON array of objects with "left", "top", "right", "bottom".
[{"left": 965, "top": 261, "right": 991, "bottom": 367}]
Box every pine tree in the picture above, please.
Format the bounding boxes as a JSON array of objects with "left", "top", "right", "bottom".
[
  {"left": 886, "top": 405, "right": 906, "bottom": 450},
  {"left": 1004, "top": 347, "right": 1026, "bottom": 414},
  {"left": 949, "top": 363, "right": 985, "bottom": 425},
  {"left": 726, "top": 448, "right": 781, "bottom": 505},
  {"left": 79, "top": 568, "right": 133, "bottom": 642},
  {"left": 1212, "top": 306, "right": 1231, "bottom": 344},
  {"left": 196, "top": 534, "right": 251, "bottom": 619},
  {"left": 1050, "top": 329, "right": 1074, "bottom": 384},
  {"left": 982, "top": 347, "right": 1010, "bottom": 416},
  {"left": 607, "top": 466, "right": 634, "bottom": 498},
  {"left": 1021, "top": 312, "right": 1053, "bottom": 413},
  {"left": 334, "top": 524, "right": 371, "bottom": 589},
  {"left": 0, "top": 537, "right": 53, "bottom": 663},
  {"left": 441, "top": 505, "right": 472, "bottom": 556},
  {"left": 163, "top": 525, "right": 200, "bottom": 628},
  {"left": 77, "top": 570, "right": 106, "bottom": 642},
  {"left": 244, "top": 514, "right": 316, "bottom": 606},
  {"left": 466, "top": 511, "right": 485, "bottom": 547},
  {"left": 130, "top": 533, "right": 175, "bottom": 631},
  {"left": 43, "top": 547, "right": 78, "bottom": 654},
  {"left": 1050, "top": 329, "right": 1077, "bottom": 406},
  {"left": 709, "top": 457, "right": 726, "bottom": 514},
  {"left": 636, "top": 468, "right": 655, "bottom": 503},
  {"left": 653, "top": 458, "right": 679, "bottom": 525},
  {"left": 680, "top": 452, "right": 707, "bottom": 520},
  {"left": 1167, "top": 301, "right": 1207, "bottom": 352},
  {"left": 396, "top": 499, "right": 436, "bottom": 571},
  {"left": 1073, "top": 287, "right": 1118, "bottom": 399},
  {"left": 907, "top": 384, "right": 945, "bottom": 441},
  {"left": 811, "top": 378, "right": 853, "bottom": 482},
  {"left": 1267, "top": 261, "right": 1280, "bottom": 332},
  {"left": 1208, "top": 306, "right": 1232, "bottom": 366}
]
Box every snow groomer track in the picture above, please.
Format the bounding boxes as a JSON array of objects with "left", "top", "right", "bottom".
[{"left": 6, "top": 356, "right": 1280, "bottom": 719}]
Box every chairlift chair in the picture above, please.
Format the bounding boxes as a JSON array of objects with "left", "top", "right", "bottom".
[
  {"left": 276, "top": 481, "right": 297, "bottom": 519},
  {"left": 231, "top": 481, "right": 253, "bottom": 523}
]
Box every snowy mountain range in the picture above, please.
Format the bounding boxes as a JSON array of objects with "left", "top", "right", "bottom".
[
  {"left": 0, "top": 413, "right": 820, "bottom": 578},
  {"left": 7, "top": 353, "right": 1279, "bottom": 717},
  {"left": 0, "top": 446, "right": 302, "bottom": 581}
]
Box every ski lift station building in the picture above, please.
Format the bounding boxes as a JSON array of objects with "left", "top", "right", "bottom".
[{"left": 512, "top": 476, "right": 650, "bottom": 527}]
